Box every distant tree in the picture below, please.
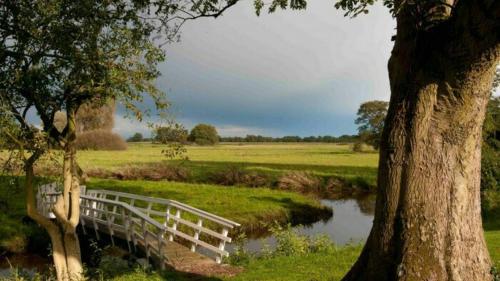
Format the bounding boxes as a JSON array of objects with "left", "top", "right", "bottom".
[
  {"left": 355, "top": 101, "right": 389, "bottom": 150},
  {"left": 154, "top": 124, "right": 188, "bottom": 144},
  {"left": 481, "top": 70, "right": 499, "bottom": 205},
  {"left": 127, "top": 133, "right": 144, "bottom": 142},
  {"left": 281, "top": 136, "right": 301, "bottom": 142},
  {"left": 188, "top": 124, "right": 219, "bottom": 145}
]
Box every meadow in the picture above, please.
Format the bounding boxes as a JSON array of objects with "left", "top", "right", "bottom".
[
  {"left": 0, "top": 143, "right": 498, "bottom": 281},
  {"left": 78, "top": 142, "right": 379, "bottom": 187}
]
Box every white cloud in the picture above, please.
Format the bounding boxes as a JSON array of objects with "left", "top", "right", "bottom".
[
  {"left": 113, "top": 115, "right": 152, "bottom": 138},
  {"left": 216, "top": 124, "right": 281, "bottom": 137}
]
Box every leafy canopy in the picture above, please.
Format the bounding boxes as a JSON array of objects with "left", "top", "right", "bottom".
[
  {"left": 189, "top": 124, "right": 219, "bottom": 145},
  {"left": 355, "top": 101, "right": 389, "bottom": 150}
]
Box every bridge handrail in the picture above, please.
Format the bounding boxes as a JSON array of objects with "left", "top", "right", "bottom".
[
  {"left": 87, "top": 189, "right": 241, "bottom": 228},
  {"left": 80, "top": 194, "right": 165, "bottom": 229}
]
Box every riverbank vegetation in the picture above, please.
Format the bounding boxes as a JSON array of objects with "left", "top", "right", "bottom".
[{"left": 78, "top": 143, "right": 379, "bottom": 193}]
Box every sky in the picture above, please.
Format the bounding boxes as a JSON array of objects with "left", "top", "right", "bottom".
[{"left": 114, "top": 1, "right": 397, "bottom": 138}]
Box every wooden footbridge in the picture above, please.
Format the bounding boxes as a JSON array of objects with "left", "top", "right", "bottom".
[{"left": 37, "top": 183, "right": 240, "bottom": 272}]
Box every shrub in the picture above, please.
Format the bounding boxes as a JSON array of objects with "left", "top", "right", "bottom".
[
  {"left": 87, "top": 164, "right": 189, "bottom": 182},
  {"left": 154, "top": 125, "right": 188, "bottom": 144},
  {"left": 481, "top": 145, "right": 499, "bottom": 193},
  {"left": 262, "top": 224, "right": 336, "bottom": 258},
  {"left": 352, "top": 142, "right": 364, "bottom": 152},
  {"left": 127, "top": 133, "right": 144, "bottom": 142},
  {"left": 209, "top": 166, "right": 246, "bottom": 186},
  {"left": 242, "top": 172, "right": 269, "bottom": 187},
  {"left": 482, "top": 190, "right": 500, "bottom": 217},
  {"left": 209, "top": 166, "right": 269, "bottom": 187},
  {"left": 277, "top": 171, "right": 322, "bottom": 193},
  {"left": 188, "top": 124, "right": 219, "bottom": 145},
  {"left": 0, "top": 213, "right": 29, "bottom": 254},
  {"left": 75, "top": 130, "right": 127, "bottom": 151}
]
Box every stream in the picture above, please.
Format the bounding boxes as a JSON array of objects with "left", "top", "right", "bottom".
[{"left": 227, "top": 195, "right": 376, "bottom": 254}]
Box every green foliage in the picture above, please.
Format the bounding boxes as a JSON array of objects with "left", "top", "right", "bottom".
[
  {"left": 127, "top": 133, "right": 144, "bottom": 142},
  {"left": 352, "top": 142, "right": 364, "bottom": 152},
  {"left": 482, "top": 146, "right": 499, "bottom": 193},
  {"left": 484, "top": 96, "right": 500, "bottom": 151},
  {"left": 263, "top": 223, "right": 336, "bottom": 257},
  {"left": 482, "top": 91, "right": 500, "bottom": 215},
  {"left": 188, "top": 124, "right": 220, "bottom": 145},
  {"left": 355, "top": 100, "right": 389, "bottom": 150},
  {"left": 0, "top": 0, "right": 169, "bottom": 168},
  {"left": 154, "top": 124, "right": 188, "bottom": 144}
]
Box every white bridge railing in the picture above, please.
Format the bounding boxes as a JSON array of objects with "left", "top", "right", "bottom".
[{"left": 37, "top": 183, "right": 240, "bottom": 265}]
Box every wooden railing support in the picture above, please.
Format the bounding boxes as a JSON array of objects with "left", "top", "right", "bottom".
[{"left": 37, "top": 185, "right": 240, "bottom": 266}]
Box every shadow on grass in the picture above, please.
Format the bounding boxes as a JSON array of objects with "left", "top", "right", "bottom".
[{"left": 483, "top": 209, "right": 500, "bottom": 231}]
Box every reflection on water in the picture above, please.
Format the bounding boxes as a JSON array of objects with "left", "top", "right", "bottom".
[{"left": 228, "top": 195, "right": 376, "bottom": 254}]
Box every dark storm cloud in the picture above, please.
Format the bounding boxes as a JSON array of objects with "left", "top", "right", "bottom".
[{"left": 115, "top": 1, "right": 396, "bottom": 137}]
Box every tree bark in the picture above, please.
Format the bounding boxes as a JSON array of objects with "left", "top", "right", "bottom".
[
  {"left": 26, "top": 109, "right": 84, "bottom": 281},
  {"left": 342, "top": 1, "right": 499, "bottom": 281}
]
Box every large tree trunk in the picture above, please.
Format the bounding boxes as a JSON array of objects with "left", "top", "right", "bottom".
[{"left": 342, "top": 1, "right": 499, "bottom": 281}]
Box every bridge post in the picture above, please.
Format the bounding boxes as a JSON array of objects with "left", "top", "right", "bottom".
[
  {"left": 141, "top": 219, "right": 150, "bottom": 264},
  {"left": 104, "top": 205, "right": 115, "bottom": 246},
  {"left": 157, "top": 230, "right": 166, "bottom": 270},
  {"left": 170, "top": 209, "right": 181, "bottom": 242},
  {"left": 216, "top": 227, "right": 229, "bottom": 264},
  {"left": 191, "top": 219, "right": 203, "bottom": 252},
  {"left": 122, "top": 208, "right": 132, "bottom": 253}
]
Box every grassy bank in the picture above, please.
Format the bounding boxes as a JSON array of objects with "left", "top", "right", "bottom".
[
  {"left": 77, "top": 143, "right": 379, "bottom": 188},
  {"left": 87, "top": 178, "right": 331, "bottom": 234},
  {"left": 0, "top": 176, "right": 331, "bottom": 252}
]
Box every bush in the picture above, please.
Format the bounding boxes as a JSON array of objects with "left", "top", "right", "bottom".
[
  {"left": 154, "top": 125, "right": 188, "bottom": 144},
  {"left": 87, "top": 164, "right": 189, "bottom": 182},
  {"left": 208, "top": 166, "right": 269, "bottom": 187},
  {"left": 277, "top": 171, "right": 322, "bottom": 193},
  {"left": 482, "top": 190, "right": 500, "bottom": 217},
  {"left": 127, "top": 133, "right": 144, "bottom": 142},
  {"left": 481, "top": 145, "right": 499, "bottom": 193},
  {"left": 75, "top": 130, "right": 127, "bottom": 151},
  {"left": 209, "top": 166, "right": 246, "bottom": 186},
  {"left": 188, "top": 124, "right": 219, "bottom": 145},
  {"left": 351, "top": 142, "right": 375, "bottom": 153},
  {"left": 259, "top": 224, "right": 336, "bottom": 258}
]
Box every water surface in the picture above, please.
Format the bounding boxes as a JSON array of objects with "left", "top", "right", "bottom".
[{"left": 228, "top": 195, "right": 375, "bottom": 254}]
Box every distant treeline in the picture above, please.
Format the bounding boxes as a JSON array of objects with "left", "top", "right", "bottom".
[{"left": 219, "top": 134, "right": 359, "bottom": 143}]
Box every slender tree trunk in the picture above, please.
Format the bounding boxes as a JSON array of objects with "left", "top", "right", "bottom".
[
  {"left": 52, "top": 109, "right": 83, "bottom": 280},
  {"left": 342, "top": 1, "right": 499, "bottom": 281},
  {"left": 26, "top": 109, "right": 84, "bottom": 281}
]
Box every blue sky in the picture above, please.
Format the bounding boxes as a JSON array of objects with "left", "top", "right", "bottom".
[{"left": 114, "top": 1, "right": 396, "bottom": 138}]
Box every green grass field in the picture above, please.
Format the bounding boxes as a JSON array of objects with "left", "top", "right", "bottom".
[
  {"left": 87, "top": 178, "right": 331, "bottom": 233},
  {"left": 0, "top": 143, "right": 498, "bottom": 280},
  {"left": 77, "top": 142, "right": 379, "bottom": 187}
]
